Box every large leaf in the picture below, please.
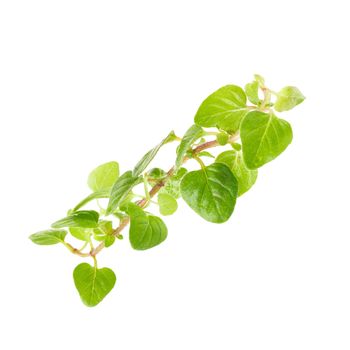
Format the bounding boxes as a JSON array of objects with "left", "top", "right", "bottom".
[
  {"left": 133, "top": 131, "right": 176, "bottom": 177},
  {"left": 88, "top": 161, "right": 119, "bottom": 192},
  {"left": 175, "top": 125, "right": 203, "bottom": 168},
  {"left": 194, "top": 85, "right": 248, "bottom": 133},
  {"left": 106, "top": 171, "right": 142, "bottom": 215},
  {"left": 51, "top": 210, "right": 99, "bottom": 229},
  {"left": 29, "top": 229, "right": 67, "bottom": 245},
  {"left": 180, "top": 163, "right": 238, "bottom": 223},
  {"left": 216, "top": 150, "right": 258, "bottom": 196},
  {"left": 73, "top": 263, "right": 116, "bottom": 307},
  {"left": 240, "top": 111, "right": 293, "bottom": 169},
  {"left": 274, "top": 86, "right": 305, "bottom": 112},
  {"left": 124, "top": 203, "right": 167, "bottom": 250},
  {"left": 158, "top": 193, "right": 178, "bottom": 216}
]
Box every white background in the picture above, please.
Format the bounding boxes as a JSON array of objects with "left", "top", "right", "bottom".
[{"left": 1, "top": 1, "right": 349, "bottom": 349}]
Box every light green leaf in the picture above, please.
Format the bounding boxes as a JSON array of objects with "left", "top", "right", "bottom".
[
  {"left": 124, "top": 203, "right": 167, "bottom": 250},
  {"left": 274, "top": 86, "right": 305, "bottom": 112},
  {"left": 254, "top": 74, "right": 265, "bottom": 86},
  {"left": 194, "top": 85, "right": 248, "bottom": 133},
  {"left": 106, "top": 171, "right": 142, "bottom": 215},
  {"left": 245, "top": 81, "right": 260, "bottom": 105},
  {"left": 29, "top": 229, "right": 67, "bottom": 245},
  {"left": 104, "top": 235, "right": 116, "bottom": 248},
  {"left": 159, "top": 167, "right": 187, "bottom": 199},
  {"left": 72, "top": 190, "right": 110, "bottom": 212},
  {"left": 73, "top": 263, "right": 116, "bottom": 307},
  {"left": 69, "top": 227, "right": 92, "bottom": 241},
  {"left": 93, "top": 220, "right": 114, "bottom": 243},
  {"left": 88, "top": 161, "right": 119, "bottom": 192},
  {"left": 133, "top": 131, "right": 176, "bottom": 177},
  {"left": 216, "top": 132, "right": 229, "bottom": 145},
  {"left": 197, "top": 151, "right": 215, "bottom": 158},
  {"left": 158, "top": 193, "right": 178, "bottom": 216},
  {"left": 51, "top": 210, "right": 99, "bottom": 229},
  {"left": 241, "top": 111, "right": 293, "bottom": 169},
  {"left": 216, "top": 150, "right": 258, "bottom": 196},
  {"left": 180, "top": 163, "right": 238, "bottom": 223},
  {"left": 175, "top": 125, "right": 203, "bottom": 168}
]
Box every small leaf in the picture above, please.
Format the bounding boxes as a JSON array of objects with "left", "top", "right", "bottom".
[
  {"left": 51, "top": 210, "right": 99, "bottom": 229},
  {"left": 159, "top": 167, "right": 187, "bottom": 199},
  {"left": 216, "top": 132, "right": 229, "bottom": 146},
  {"left": 124, "top": 203, "right": 168, "bottom": 250},
  {"left": 158, "top": 193, "right": 178, "bottom": 216},
  {"left": 197, "top": 151, "right": 215, "bottom": 158},
  {"left": 254, "top": 74, "right": 265, "bottom": 86},
  {"left": 240, "top": 111, "right": 293, "bottom": 169},
  {"left": 106, "top": 171, "right": 142, "bottom": 215},
  {"left": 88, "top": 161, "right": 119, "bottom": 192},
  {"left": 93, "top": 220, "right": 114, "bottom": 242},
  {"left": 194, "top": 85, "right": 248, "bottom": 133},
  {"left": 133, "top": 131, "right": 175, "bottom": 177},
  {"left": 180, "top": 163, "right": 238, "bottom": 223},
  {"left": 104, "top": 235, "right": 116, "bottom": 248},
  {"left": 146, "top": 168, "right": 166, "bottom": 181},
  {"left": 216, "top": 150, "right": 258, "bottom": 196},
  {"left": 69, "top": 227, "right": 92, "bottom": 241},
  {"left": 245, "top": 81, "right": 260, "bottom": 105},
  {"left": 274, "top": 86, "right": 305, "bottom": 112},
  {"left": 72, "top": 190, "right": 110, "bottom": 212},
  {"left": 29, "top": 229, "right": 67, "bottom": 245},
  {"left": 73, "top": 263, "right": 116, "bottom": 307},
  {"left": 175, "top": 125, "right": 203, "bottom": 169}
]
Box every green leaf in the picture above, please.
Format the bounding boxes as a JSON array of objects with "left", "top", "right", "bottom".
[
  {"left": 106, "top": 171, "right": 142, "bottom": 215},
  {"left": 73, "top": 263, "right": 116, "bottom": 307},
  {"left": 146, "top": 168, "right": 166, "bottom": 180},
  {"left": 175, "top": 125, "right": 203, "bottom": 168},
  {"left": 104, "top": 235, "right": 116, "bottom": 248},
  {"left": 216, "top": 150, "right": 258, "bottom": 196},
  {"left": 133, "top": 131, "right": 176, "bottom": 177},
  {"left": 72, "top": 190, "right": 110, "bottom": 212},
  {"left": 197, "top": 151, "right": 215, "bottom": 158},
  {"left": 180, "top": 163, "right": 238, "bottom": 223},
  {"left": 216, "top": 132, "right": 229, "bottom": 146},
  {"left": 240, "top": 111, "right": 293, "bottom": 169},
  {"left": 274, "top": 86, "right": 305, "bottom": 112},
  {"left": 159, "top": 167, "right": 187, "bottom": 199},
  {"left": 93, "top": 220, "right": 114, "bottom": 245},
  {"left": 194, "top": 85, "right": 248, "bottom": 133},
  {"left": 254, "top": 74, "right": 265, "bottom": 87},
  {"left": 245, "top": 81, "right": 260, "bottom": 105},
  {"left": 29, "top": 229, "right": 67, "bottom": 245},
  {"left": 69, "top": 227, "right": 92, "bottom": 241},
  {"left": 158, "top": 193, "right": 178, "bottom": 216},
  {"left": 51, "top": 210, "right": 99, "bottom": 229},
  {"left": 124, "top": 203, "right": 168, "bottom": 250},
  {"left": 88, "top": 161, "right": 119, "bottom": 192}
]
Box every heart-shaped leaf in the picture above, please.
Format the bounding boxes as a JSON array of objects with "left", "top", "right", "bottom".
[
  {"left": 180, "top": 163, "right": 238, "bottom": 223},
  {"left": 240, "top": 111, "right": 293, "bottom": 169},
  {"left": 124, "top": 203, "right": 168, "bottom": 250},
  {"left": 73, "top": 263, "right": 116, "bottom": 307},
  {"left": 194, "top": 85, "right": 248, "bottom": 133},
  {"left": 158, "top": 193, "right": 178, "bottom": 216}
]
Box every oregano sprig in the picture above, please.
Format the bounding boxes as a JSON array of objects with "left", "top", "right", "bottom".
[{"left": 29, "top": 75, "right": 305, "bottom": 307}]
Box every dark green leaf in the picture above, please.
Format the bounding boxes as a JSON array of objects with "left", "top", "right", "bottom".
[
  {"left": 124, "top": 203, "right": 167, "bottom": 250},
  {"left": 216, "top": 150, "right": 258, "bottom": 196},
  {"left": 240, "top": 111, "right": 293, "bottom": 169},
  {"left": 29, "top": 229, "right": 67, "bottom": 245},
  {"left": 180, "top": 163, "right": 238, "bottom": 223},
  {"left": 175, "top": 125, "right": 203, "bottom": 168},
  {"left": 274, "top": 86, "right": 305, "bottom": 112},
  {"left": 158, "top": 193, "right": 178, "bottom": 216},
  {"left": 106, "top": 171, "right": 142, "bottom": 215},
  {"left": 133, "top": 131, "right": 176, "bottom": 177},
  {"left": 88, "top": 161, "right": 119, "bottom": 192},
  {"left": 51, "top": 210, "right": 99, "bottom": 229},
  {"left": 194, "top": 85, "right": 248, "bottom": 133},
  {"left": 73, "top": 263, "right": 116, "bottom": 307}
]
